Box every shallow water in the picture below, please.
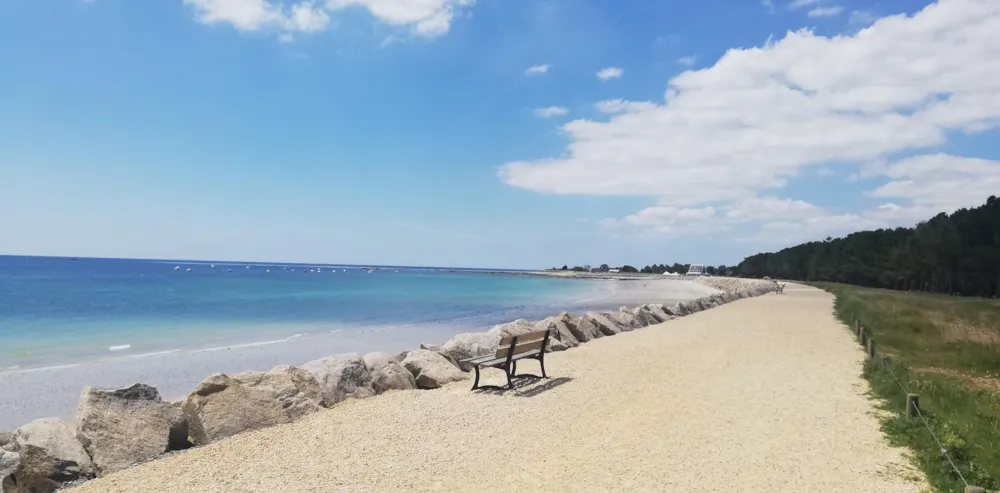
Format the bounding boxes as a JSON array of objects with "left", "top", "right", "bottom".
[{"left": 0, "top": 256, "right": 606, "bottom": 370}]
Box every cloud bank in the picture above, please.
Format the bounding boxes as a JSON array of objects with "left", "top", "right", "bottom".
[{"left": 500, "top": 0, "right": 1000, "bottom": 245}]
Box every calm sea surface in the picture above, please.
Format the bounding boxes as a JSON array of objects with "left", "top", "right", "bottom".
[{"left": 0, "top": 256, "right": 605, "bottom": 370}]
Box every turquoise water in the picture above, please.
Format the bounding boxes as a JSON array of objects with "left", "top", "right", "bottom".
[{"left": 0, "top": 256, "right": 606, "bottom": 370}]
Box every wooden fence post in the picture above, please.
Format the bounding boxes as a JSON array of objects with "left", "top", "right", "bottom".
[
  {"left": 859, "top": 327, "right": 866, "bottom": 346},
  {"left": 906, "top": 394, "right": 919, "bottom": 418},
  {"left": 867, "top": 338, "right": 875, "bottom": 359}
]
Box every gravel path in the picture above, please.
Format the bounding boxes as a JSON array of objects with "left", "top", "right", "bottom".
[{"left": 71, "top": 284, "right": 926, "bottom": 492}]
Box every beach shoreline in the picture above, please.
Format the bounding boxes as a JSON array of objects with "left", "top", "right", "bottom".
[
  {"left": 63, "top": 283, "right": 926, "bottom": 493},
  {"left": 0, "top": 277, "right": 717, "bottom": 429}
]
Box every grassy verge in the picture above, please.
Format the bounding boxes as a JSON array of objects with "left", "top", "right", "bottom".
[{"left": 812, "top": 282, "right": 1000, "bottom": 492}]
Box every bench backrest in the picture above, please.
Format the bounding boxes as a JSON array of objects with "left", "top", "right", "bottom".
[{"left": 495, "top": 329, "right": 549, "bottom": 359}]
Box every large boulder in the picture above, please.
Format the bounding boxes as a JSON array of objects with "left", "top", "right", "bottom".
[
  {"left": 0, "top": 450, "right": 20, "bottom": 491},
  {"left": 487, "top": 319, "right": 537, "bottom": 338},
  {"left": 643, "top": 304, "right": 672, "bottom": 323},
  {"left": 419, "top": 344, "right": 463, "bottom": 370},
  {"left": 622, "top": 307, "right": 647, "bottom": 328},
  {"left": 363, "top": 352, "right": 416, "bottom": 393},
  {"left": 182, "top": 374, "right": 291, "bottom": 446},
  {"left": 567, "top": 316, "right": 603, "bottom": 342},
  {"left": 401, "top": 349, "right": 467, "bottom": 389},
  {"left": 683, "top": 300, "right": 702, "bottom": 314},
  {"left": 7, "top": 418, "right": 94, "bottom": 492},
  {"left": 439, "top": 332, "right": 501, "bottom": 371},
  {"left": 586, "top": 312, "right": 621, "bottom": 336},
  {"left": 666, "top": 302, "right": 688, "bottom": 316},
  {"left": 231, "top": 365, "right": 326, "bottom": 420},
  {"left": 608, "top": 310, "right": 638, "bottom": 331},
  {"left": 75, "top": 384, "right": 188, "bottom": 476},
  {"left": 301, "top": 353, "right": 375, "bottom": 406},
  {"left": 537, "top": 315, "right": 580, "bottom": 348},
  {"left": 631, "top": 306, "right": 659, "bottom": 327},
  {"left": 546, "top": 338, "right": 568, "bottom": 352}
]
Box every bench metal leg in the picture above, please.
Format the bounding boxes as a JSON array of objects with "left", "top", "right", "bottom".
[
  {"left": 471, "top": 365, "right": 481, "bottom": 391},
  {"left": 506, "top": 362, "right": 514, "bottom": 390}
]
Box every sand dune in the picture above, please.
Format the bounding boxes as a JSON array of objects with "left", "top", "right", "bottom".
[{"left": 70, "top": 284, "right": 925, "bottom": 493}]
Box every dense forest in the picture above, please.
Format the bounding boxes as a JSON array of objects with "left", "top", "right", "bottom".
[{"left": 736, "top": 196, "right": 1000, "bottom": 297}]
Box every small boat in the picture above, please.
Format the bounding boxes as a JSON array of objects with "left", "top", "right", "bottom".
[
  {"left": 174, "top": 266, "right": 180, "bottom": 271},
  {"left": 186, "top": 268, "right": 192, "bottom": 272},
  {"left": 210, "top": 264, "right": 215, "bottom": 268},
  {"left": 266, "top": 269, "right": 270, "bottom": 273}
]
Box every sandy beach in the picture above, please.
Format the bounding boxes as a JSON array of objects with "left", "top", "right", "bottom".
[
  {"left": 0, "top": 278, "right": 717, "bottom": 429},
  {"left": 69, "top": 283, "right": 926, "bottom": 493}
]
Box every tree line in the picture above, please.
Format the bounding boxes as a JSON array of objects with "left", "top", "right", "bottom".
[{"left": 735, "top": 196, "right": 1000, "bottom": 297}]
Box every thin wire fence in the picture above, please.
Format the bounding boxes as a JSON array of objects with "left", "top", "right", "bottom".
[
  {"left": 862, "top": 317, "right": 971, "bottom": 489},
  {"left": 882, "top": 357, "right": 970, "bottom": 488}
]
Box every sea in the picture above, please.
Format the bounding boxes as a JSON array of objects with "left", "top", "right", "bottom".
[{"left": 0, "top": 256, "right": 611, "bottom": 371}]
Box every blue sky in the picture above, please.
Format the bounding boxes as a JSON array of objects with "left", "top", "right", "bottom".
[{"left": 1, "top": 0, "right": 998, "bottom": 269}]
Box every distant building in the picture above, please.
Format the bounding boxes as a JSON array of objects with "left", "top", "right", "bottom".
[
  {"left": 686, "top": 264, "right": 706, "bottom": 276},
  {"left": 608, "top": 268, "right": 621, "bottom": 273}
]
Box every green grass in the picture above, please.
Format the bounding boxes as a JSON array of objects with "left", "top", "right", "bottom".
[{"left": 813, "top": 283, "right": 1000, "bottom": 492}]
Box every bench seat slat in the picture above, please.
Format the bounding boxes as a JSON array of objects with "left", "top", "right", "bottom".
[
  {"left": 499, "top": 329, "right": 548, "bottom": 346},
  {"left": 471, "top": 349, "right": 543, "bottom": 368}
]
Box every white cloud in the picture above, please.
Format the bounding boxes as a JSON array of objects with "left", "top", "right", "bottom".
[
  {"left": 534, "top": 106, "right": 569, "bottom": 118},
  {"left": 725, "top": 196, "right": 824, "bottom": 222},
  {"left": 762, "top": 0, "right": 775, "bottom": 14},
  {"left": 677, "top": 56, "right": 698, "bottom": 66},
  {"left": 808, "top": 6, "right": 843, "bottom": 17},
  {"left": 600, "top": 206, "right": 723, "bottom": 238},
  {"left": 788, "top": 0, "right": 824, "bottom": 9},
  {"left": 869, "top": 153, "right": 1000, "bottom": 210},
  {"left": 525, "top": 64, "right": 551, "bottom": 76},
  {"left": 594, "top": 99, "right": 658, "bottom": 114},
  {"left": 596, "top": 67, "right": 623, "bottom": 80},
  {"left": 183, "top": 0, "right": 331, "bottom": 32},
  {"left": 183, "top": 0, "right": 474, "bottom": 38},
  {"left": 499, "top": 0, "right": 1000, "bottom": 246}
]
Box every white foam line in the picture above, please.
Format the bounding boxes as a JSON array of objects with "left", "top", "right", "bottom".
[
  {"left": 4, "top": 363, "right": 82, "bottom": 374},
  {"left": 189, "top": 333, "right": 310, "bottom": 353},
  {"left": 108, "top": 344, "right": 132, "bottom": 351},
  {"left": 115, "top": 349, "right": 181, "bottom": 360}
]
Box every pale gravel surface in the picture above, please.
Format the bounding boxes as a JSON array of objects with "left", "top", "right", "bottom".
[{"left": 71, "top": 284, "right": 926, "bottom": 493}]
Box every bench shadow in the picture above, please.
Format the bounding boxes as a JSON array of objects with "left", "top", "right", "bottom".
[{"left": 472, "top": 376, "right": 573, "bottom": 398}]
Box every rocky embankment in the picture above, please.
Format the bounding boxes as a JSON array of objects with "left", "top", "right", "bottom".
[{"left": 0, "top": 278, "right": 776, "bottom": 492}]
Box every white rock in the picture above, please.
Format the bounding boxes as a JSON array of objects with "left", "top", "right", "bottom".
[
  {"left": 301, "top": 353, "right": 375, "bottom": 406},
  {"left": 401, "top": 349, "right": 467, "bottom": 389}
]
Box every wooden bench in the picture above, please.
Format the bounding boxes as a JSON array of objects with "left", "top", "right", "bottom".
[{"left": 461, "top": 329, "right": 551, "bottom": 391}]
